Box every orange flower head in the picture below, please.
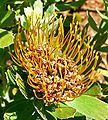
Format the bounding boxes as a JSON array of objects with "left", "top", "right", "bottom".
[{"left": 10, "top": 15, "right": 98, "bottom": 104}]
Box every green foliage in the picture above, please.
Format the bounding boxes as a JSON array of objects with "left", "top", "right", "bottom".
[
  {"left": 0, "top": 0, "right": 108, "bottom": 120},
  {"left": 56, "top": 0, "right": 85, "bottom": 11},
  {"left": 88, "top": 12, "right": 98, "bottom": 32},
  {"left": 84, "top": 83, "right": 101, "bottom": 96},
  {"left": 66, "top": 95, "right": 108, "bottom": 120},
  {"left": 47, "top": 103, "right": 76, "bottom": 119},
  {"left": 0, "top": 29, "right": 13, "bottom": 48},
  {"left": 87, "top": 0, "right": 108, "bottom": 51},
  {"left": 97, "top": 9, "right": 108, "bottom": 20},
  {"left": 4, "top": 99, "right": 35, "bottom": 120},
  {"left": 0, "top": 10, "right": 15, "bottom": 28},
  {"left": 15, "top": 73, "right": 28, "bottom": 99}
]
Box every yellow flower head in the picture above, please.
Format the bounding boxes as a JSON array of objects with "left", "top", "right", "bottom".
[{"left": 10, "top": 14, "right": 98, "bottom": 104}]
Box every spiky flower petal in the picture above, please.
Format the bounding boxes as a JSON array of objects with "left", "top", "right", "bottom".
[{"left": 10, "top": 15, "right": 98, "bottom": 104}]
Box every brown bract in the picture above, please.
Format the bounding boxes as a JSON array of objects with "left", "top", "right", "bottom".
[{"left": 10, "top": 15, "right": 98, "bottom": 104}]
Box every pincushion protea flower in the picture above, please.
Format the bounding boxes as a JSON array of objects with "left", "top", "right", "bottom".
[{"left": 10, "top": 15, "right": 98, "bottom": 104}]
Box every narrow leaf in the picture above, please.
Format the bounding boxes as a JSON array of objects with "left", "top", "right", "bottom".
[
  {"left": 0, "top": 10, "right": 15, "bottom": 28},
  {"left": 98, "top": 46, "right": 108, "bottom": 52},
  {"left": 15, "top": 73, "right": 28, "bottom": 99},
  {"left": 5, "top": 69, "right": 16, "bottom": 85},
  {"left": 97, "top": 9, "right": 108, "bottom": 20},
  {"left": 99, "top": 21, "right": 108, "bottom": 33},
  {"left": 33, "top": 99, "right": 48, "bottom": 120},
  {"left": 93, "top": 32, "right": 108, "bottom": 49},
  {"left": 105, "top": 0, "right": 108, "bottom": 16},
  {"left": 88, "top": 12, "right": 98, "bottom": 31},
  {"left": 34, "top": 105, "right": 48, "bottom": 120},
  {"left": 81, "top": 23, "right": 89, "bottom": 37}
]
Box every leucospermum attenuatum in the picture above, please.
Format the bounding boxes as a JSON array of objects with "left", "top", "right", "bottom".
[{"left": 10, "top": 9, "right": 98, "bottom": 104}]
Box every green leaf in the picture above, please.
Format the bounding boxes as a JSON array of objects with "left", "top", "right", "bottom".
[
  {"left": 15, "top": 73, "right": 28, "bottom": 99},
  {"left": 45, "top": 0, "right": 60, "bottom": 7},
  {"left": 97, "top": 68, "right": 108, "bottom": 77},
  {"left": 88, "top": 12, "right": 98, "bottom": 32},
  {"left": 0, "top": 10, "right": 15, "bottom": 28},
  {"left": 56, "top": 0, "right": 85, "bottom": 11},
  {"left": 97, "top": 9, "right": 108, "bottom": 20},
  {"left": 0, "top": 47, "right": 10, "bottom": 66},
  {"left": 81, "top": 23, "right": 89, "bottom": 37},
  {"left": 65, "top": 95, "right": 108, "bottom": 120},
  {"left": 105, "top": 0, "right": 108, "bottom": 16},
  {"left": 0, "top": 0, "right": 8, "bottom": 8},
  {"left": 4, "top": 99, "right": 35, "bottom": 120},
  {"left": 74, "top": 112, "right": 85, "bottom": 117},
  {"left": 5, "top": 69, "right": 16, "bottom": 85},
  {"left": 0, "top": 29, "right": 13, "bottom": 48},
  {"left": 98, "top": 46, "right": 108, "bottom": 52},
  {"left": 93, "top": 32, "right": 108, "bottom": 49},
  {"left": 86, "top": 116, "right": 93, "bottom": 120},
  {"left": 47, "top": 0, "right": 60, "bottom": 3},
  {"left": 84, "top": 83, "right": 101, "bottom": 96},
  {"left": 33, "top": 99, "right": 48, "bottom": 120},
  {"left": 99, "top": 21, "right": 108, "bottom": 33},
  {"left": 34, "top": 105, "right": 48, "bottom": 120},
  {"left": 4, "top": 112, "right": 17, "bottom": 120},
  {"left": 14, "top": 1, "right": 24, "bottom": 5},
  {"left": 47, "top": 103, "right": 76, "bottom": 119}
]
